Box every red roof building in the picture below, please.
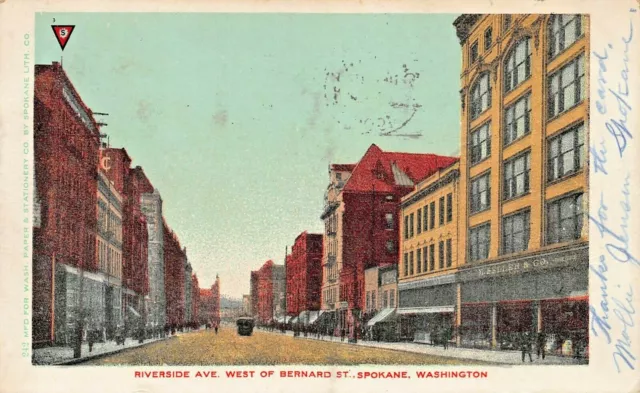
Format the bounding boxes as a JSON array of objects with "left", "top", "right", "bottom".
[
  {"left": 320, "top": 144, "right": 457, "bottom": 334},
  {"left": 286, "top": 232, "right": 323, "bottom": 317}
]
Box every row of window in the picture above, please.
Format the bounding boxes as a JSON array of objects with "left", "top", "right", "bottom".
[
  {"left": 402, "top": 239, "right": 453, "bottom": 277},
  {"left": 98, "top": 238, "right": 122, "bottom": 278},
  {"left": 470, "top": 15, "right": 582, "bottom": 69},
  {"left": 403, "top": 193, "right": 453, "bottom": 239},
  {"left": 366, "top": 289, "right": 396, "bottom": 311},
  {"left": 468, "top": 192, "right": 584, "bottom": 261},
  {"left": 469, "top": 122, "right": 585, "bottom": 214}
]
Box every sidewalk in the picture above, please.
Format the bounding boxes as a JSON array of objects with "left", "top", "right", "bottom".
[
  {"left": 33, "top": 336, "right": 174, "bottom": 366},
  {"left": 259, "top": 329, "right": 587, "bottom": 366}
]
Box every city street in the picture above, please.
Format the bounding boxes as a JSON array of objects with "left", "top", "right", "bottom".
[{"left": 86, "top": 326, "right": 492, "bottom": 366}]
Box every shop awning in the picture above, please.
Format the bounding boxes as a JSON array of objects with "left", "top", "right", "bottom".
[
  {"left": 367, "top": 308, "right": 396, "bottom": 327},
  {"left": 308, "top": 311, "right": 324, "bottom": 325},
  {"left": 397, "top": 306, "right": 454, "bottom": 315},
  {"left": 127, "top": 305, "right": 141, "bottom": 318}
]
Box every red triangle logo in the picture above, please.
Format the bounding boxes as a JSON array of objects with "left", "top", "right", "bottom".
[{"left": 52, "top": 25, "right": 75, "bottom": 51}]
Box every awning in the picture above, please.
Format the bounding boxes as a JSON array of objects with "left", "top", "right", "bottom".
[
  {"left": 397, "top": 306, "right": 454, "bottom": 315},
  {"left": 308, "top": 311, "right": 324, "bottom": 325},
  {"left": 127, "top": 305, "right": 141, "bottom": 318},
  {"left": 367, "top": 308, "right": 396, "bottom": 327}
]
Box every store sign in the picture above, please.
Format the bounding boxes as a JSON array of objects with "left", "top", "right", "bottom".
[{"left": 458, "top": 246, "right": 588, "bottom": 282}]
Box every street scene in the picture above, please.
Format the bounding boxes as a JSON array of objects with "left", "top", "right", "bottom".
[{"left": 31, "top": 13, "right": 589, "bottom": 366}]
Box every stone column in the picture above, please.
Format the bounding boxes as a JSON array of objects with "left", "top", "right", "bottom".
[
  {"left": 491, "top": 302, "right": 497, "bottom": 349},
  {"left": 456, "top": 283, "right": 462, "bottom": 347}
]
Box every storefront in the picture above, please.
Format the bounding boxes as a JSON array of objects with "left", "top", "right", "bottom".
[
  {"left": 458, "top": 244, "right": 588, "bottom": 355},
  {"left": 398, "top": 273, "right": 456, "bottom": 343}
]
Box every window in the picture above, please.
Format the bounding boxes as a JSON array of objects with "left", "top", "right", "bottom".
[
  {"left": 504, "top": 151, "right": 531, "bottom": 199},
  {"left": 409, "top": 213, "right": 415, "bottom": 238},
  {"left": 423, "top": 205, "right": 428, "bottom": 232},
  {"left": 504, "top": 94, "right": 532, "bottom": 145},
  {"left": 470, "top": 40, "right": 479, "bottom": 63},
  {"left": 470, "top": 172, "right": 491, "bottom": 213},
  {"left": 336, "top": 172, "right": 342, "bottom": 181},
  {"left": 469, "top": 223, "right": 491, "bottom": 262},
  {"left": 504, "top": 38, "right": 532, "bottom": 93},
  {"left": 548, "top": 54, "right": 585, "bottom": 118},
  {"left": 404, "top": 215, "right": 409, "bottom": 239},
  {"left": 446, "top": 193, "right": 453, "bottom": 222},
  {"left": 484, "top": 27, "right": 493, "bottom": 50},
  {"left": 470, "top": 73, "right": 491, "bottom": 120},
  {"left": 504, "top": 15, "right": 512, "bottom": 31},
  {"left": 409, "top": 251, "right": 414, "bottom": 276},
  {"left": 470, "top": 122, "right": 491, "bottom": 164},
  {"left": 548, "top": 14, "right": 583, "bottom": 59},
  {"left": 390, "top": 290, "right": 395, "bottom": 308},
  {"left": 503, "top": 210, "right": 531, "bottom": 254},
  {"left": 438, "top": 241, "right": 445, "bottom": 269},
  {"left": 383, "top": 290, "right": 389, "bottom": 308},
  {"left": 429, "top": 202, "right": 435, "bottom": 230},
  {"left": 547, "top": 193, "right": 584, "bottom": 244},
  {"left": 385, "top": 213, "right": 394, "bottom": 230},
  {"left": 366, "top": 292, "right": 370, "bottom": 310},
  {"left": 372, "top": 292, "right": 376, "bottom": 310},
  {"left": 429, "top": 244, "right": 435, "bottom": 271},
  {"left": 439, "top": 196, "right": 445, "bottom": 226},
  {"left": 417, "top": 208, "right": 422, "bottom": 233},
  {"left": 417, "top": 248, "right": 422, "bottom": 274},
  {"left": 385, "top": 240, "right": 395, "bottom": 254},
  {"left": 403, "top": 253, "right": 408, "bottom": 277},
  {"left": 548, "top": 123, "right": 585, "bottom": 182},
  {"left": 446, "top": 239, "right": 452, "bottom": 267},
  {"left": 422, "top": 246, "right": 428, "bottom": 274}
]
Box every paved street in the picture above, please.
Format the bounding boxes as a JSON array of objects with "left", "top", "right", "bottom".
[{"left": 86, "top": 326, "right": 492, "bottom": 366}]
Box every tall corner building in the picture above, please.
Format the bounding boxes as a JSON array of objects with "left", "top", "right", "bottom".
[{"left": 453, "top": 14, "right": 589, "bottom": 352}]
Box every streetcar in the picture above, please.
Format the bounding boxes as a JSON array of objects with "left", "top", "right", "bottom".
[{"left": 236, "top": 317, "right": 255, "bottom": 336}]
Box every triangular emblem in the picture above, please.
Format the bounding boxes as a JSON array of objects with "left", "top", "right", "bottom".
[{"left": 51, "top": 25, "right": 75, "bottom": 51}]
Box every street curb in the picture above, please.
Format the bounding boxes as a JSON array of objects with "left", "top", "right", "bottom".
[{"left": 50, "top": 336, "right": 177, "bottom": 366}]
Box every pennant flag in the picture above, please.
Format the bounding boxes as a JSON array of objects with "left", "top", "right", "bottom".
[{"left": 51, "top": 25, "right": 75, "bottom": 51}]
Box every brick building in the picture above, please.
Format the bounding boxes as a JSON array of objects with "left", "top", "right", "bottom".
[
  {"left": 250, "top": 271, "right": 259, "bottom": 318},
  {"left": 101, "top": 149, "right": 152, "bottom": 332},
  {"left": 286, "top": 232, "right": 323, "bottom": 317},
  {"left": 320, "top": 144, "right": 457, "bottom": 337},
  {"left": 191, "top": 274, "right": 200, "bottom": 327},
  {"left": 33, "top": 62, "right": 102, "bottom": 346},
  {"left": 198, "top": 275, "right": 220, "bottom": 326},
  {"left": 163, "top": 220, "right": 186, "bottom": 329},
  {"left": 254, "top": 260, "right": 285, "bottom": 325}
]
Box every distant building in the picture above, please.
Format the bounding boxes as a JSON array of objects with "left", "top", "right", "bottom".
[
  {"left": 140, "top": 189, "right": 166, "bottom": 332},
  {"left": 163, "top": 220, "right": 186, "bottom": 328},
  {"left": 286, "top": 232, "right": 323, "bottom": 318},
  {"left": 250, "top": 271, "right": 259, "bottom": 318},
  {"left": 254, "top": 260, "right": 285, "bottom": 325},
  {"left": 242, "top": 294, "right": 251, "bottom": 317}
]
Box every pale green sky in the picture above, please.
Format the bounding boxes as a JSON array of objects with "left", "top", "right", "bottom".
[{"left": 36, "top": 13, "right": 462, "bottom": 298}]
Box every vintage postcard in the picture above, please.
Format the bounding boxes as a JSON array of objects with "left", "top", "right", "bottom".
[{"left": 0, "top": 0, "right": 639, "bottom": 392}]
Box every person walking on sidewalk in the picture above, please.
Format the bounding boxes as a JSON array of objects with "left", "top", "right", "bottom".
[
  {"left": 214, "top": 322, "right": 219, "bottom": 335},
  {"left": 442, "top": 327, "right": 451, "bottom": 350},
  {"left": 536, "top": 331, "right": 547, "bottom": 360},
  {"left": 520, "top": 331, "right": 533, "bottom": 362}
]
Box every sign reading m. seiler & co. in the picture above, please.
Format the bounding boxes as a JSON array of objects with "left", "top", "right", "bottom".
[{"left": 458, "top": 244, "right": 588, "bottom": 282}]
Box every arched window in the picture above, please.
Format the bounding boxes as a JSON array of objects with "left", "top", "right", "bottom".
[
  {"left": 470, "top": 73, "right": 491, "bottom": 120},
  {"left": 548, "top": 14, "right": 582, "bottom": 59},
  {"left": 504, "top": 37, "right": 532, "bottom": 92}
]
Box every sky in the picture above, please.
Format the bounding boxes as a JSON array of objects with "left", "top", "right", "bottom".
[{"left": 36, "top": 13, "right": 462, "bottom": 299}]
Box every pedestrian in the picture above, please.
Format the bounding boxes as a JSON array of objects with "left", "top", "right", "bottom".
[
  {"left": 520, "top": 331, "right": 533, "bottom": 363},
  {"left": 536, "top": 331, "right": 547, "bottom": 360},
  {"left": 442, "top": 327, "right": 450, "bottom": 350},
  {"left": 214, "top": 322, "right": 219, "bottom": 335},
  {"left": 341, "top": 327, "right": 346, "bottom": 342}
]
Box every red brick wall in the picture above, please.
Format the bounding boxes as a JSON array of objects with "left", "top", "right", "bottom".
[
  {"left": 287, "top": 233, "right": 323, "bottom": 316},
  {"left": 256, "top": 261, "right": 274, "bottom": 324}
]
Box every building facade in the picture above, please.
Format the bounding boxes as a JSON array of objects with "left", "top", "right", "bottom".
[
  {"left": 364, "top": 265, "right": 398, "bottom": 341},
  {"left": 320, "top": 144, "right": 457, "bottom": 337},
  {"left": 163, "top": 220, "right": 186, "bottom": 329},
  {"left": 286, "top": 232, "right": 323, "bottom": 317},
  {"left": 33, "top": 62, "right": 102, "bottom": 346},
  {"left": 398, "top": 161, "right": 460, "bottom": 343},
  {"left": 454, "top": 14, "right": 589, "bottom": 354},
  {"left": 139, "top": 189, "right": 166, "bottom": 332},
  {"left": 184, "top": 258, "right": 193, "bottom": 326},
  {"left": 96, "top": 167, "right": 124, "bottom": 339},
  {"left": 254, "top": 260, "right": 285, "bottom": 325}
]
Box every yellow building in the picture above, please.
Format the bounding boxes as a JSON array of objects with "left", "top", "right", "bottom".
[
  {"left": 398, "top": 161, "right": 460, "bottom": 343},
  {"left": 453, "top": 14, "right": 589, "bottom": 353}
]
